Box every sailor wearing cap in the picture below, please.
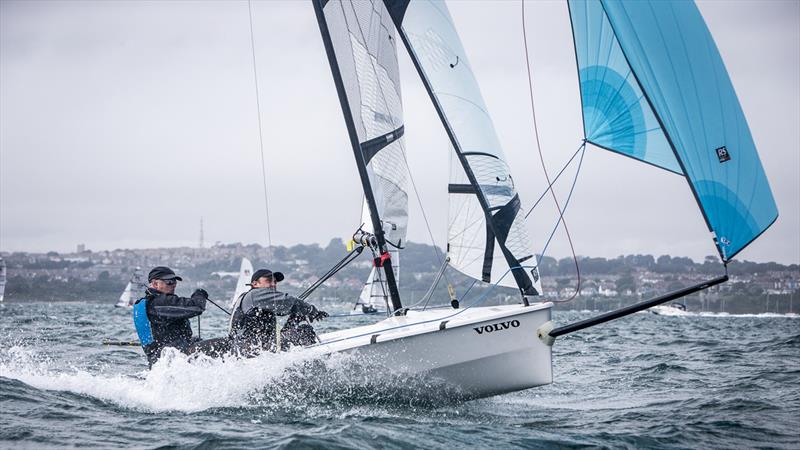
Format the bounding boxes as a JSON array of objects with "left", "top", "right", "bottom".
[
  {"left": 132, "top": 266, "right": 208, "bottom": 367},
  {"left": 229, "top": 269, "right": 328, "bottom": 354}
]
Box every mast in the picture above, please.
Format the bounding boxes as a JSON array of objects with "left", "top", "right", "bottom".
[{"left": 312, "top": 0, "right": 403, "bottom": 312}]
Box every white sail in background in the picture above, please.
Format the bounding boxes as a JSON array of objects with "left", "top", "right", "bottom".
[
  {"left": 353, "top": 254, "right": 397, "bottom": 314},
  {"left": 116, "top": 282, "right": 133, "bottom": 308},
  {"left": 115, "top": 267, "right": 144, "bottom": 308},
  {"left": 230, "top": 257, "right": 253, "bottom": 309},
  {"left": 355, "top": 201, "right": 400, "bottom": 314},
  {"left": 0, "top": 258, "right": 6, "bottom": 302}
]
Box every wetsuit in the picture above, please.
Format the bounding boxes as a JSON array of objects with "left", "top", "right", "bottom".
[
  {"left": 229, "top": 288, "right": 327, "bottom": 354},
  {"left": 133, "top": 287, "right": 207, "bottom": 366}
]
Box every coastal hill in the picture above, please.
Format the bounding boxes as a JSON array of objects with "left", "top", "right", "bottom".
[{"left": 2, "top": 240, "right": 797, "bottom": 314}]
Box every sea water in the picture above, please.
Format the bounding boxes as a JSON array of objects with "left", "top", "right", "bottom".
[{"left": 0, "top": 302, "right": 798, "bottom": 449}]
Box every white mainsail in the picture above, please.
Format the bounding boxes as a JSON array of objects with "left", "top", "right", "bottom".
[
  {"left": 318, "top": 0, "right": 409, "bottom": 310},
  {"left": 230, "top": 257, "right": 253, "bottom": 309}
]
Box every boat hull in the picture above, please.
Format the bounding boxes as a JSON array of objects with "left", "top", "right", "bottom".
[
  {"left": 317, "top": 302, "right": 553, "bottom": 399},
  {"left": 649, "top": 305, "right": 691, "bottom": 316}
]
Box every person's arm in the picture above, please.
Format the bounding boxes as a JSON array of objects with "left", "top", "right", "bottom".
[
  {"left": 287, "top": 294, "right": 328, "bottom": 321},
  {"left": 149, "top": 290, "right": 207, "bottom": 321},
  {"left": 247, "top": 289, "right": 327, "bottom": 320}
]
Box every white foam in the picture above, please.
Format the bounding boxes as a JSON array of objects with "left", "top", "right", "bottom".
[
  {"left": 0, "top": 344, "right": 347, "bottom": 413},
  {"left": 694, "top": 312, "right": 799, "bottom": 318}
]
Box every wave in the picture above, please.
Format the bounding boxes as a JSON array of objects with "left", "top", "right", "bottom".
[
  {"left": 647, "top": 311, "right": 799, "bottom": 318},
  {"left": 0, "top": 344, "right": 464, "bottom": 414}
]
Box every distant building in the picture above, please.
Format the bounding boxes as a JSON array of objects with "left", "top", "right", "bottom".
[{"left": 77, "top": 244, "right": 86, "bottom": 253}]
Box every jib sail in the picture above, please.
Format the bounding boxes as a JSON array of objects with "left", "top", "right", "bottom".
[{"left": 385, "top": 0, "right": 542, "bottom": 296}]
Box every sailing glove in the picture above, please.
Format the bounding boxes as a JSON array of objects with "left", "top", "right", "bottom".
[
  {"left": 308, "top": 309, "right": 329, "bottom": 322},
  {"left": 192, "top": 288, "right": 209, "bottom": 299}
]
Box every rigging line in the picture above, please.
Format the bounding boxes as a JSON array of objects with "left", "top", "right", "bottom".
[
  {"left": 458, "top": 278, "right": 478, "bottom": 306},
  {"left": 406, "top": 159, "right": 452, "bottom": 286},
  {"left": 417, "top": 256, "right": 449, "bottom": 311},
  {"left": 367, "top": 246, "right": 392, "bottom": 313},
  {"left": 298, "top": 245, "right": 364, "bottom": 300},
  {"left": 521, "top": 0, "right": 581, "bottom": 300},
  {"left": 524, "top": 143, "right": 585, "bottom": 219},
  {"left": 539, "top": 143, "right": 586, "bottom": 303},
  {"left": 247, "top": 0, "right": 273, "bottom": 261}
]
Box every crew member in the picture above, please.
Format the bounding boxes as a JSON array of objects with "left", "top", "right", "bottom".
[
  {"left": 229, "top": 269, "right": 328, "bottom": 354},
  {"left": 133, "top": 266, "right": 208, "bottom": 367}
]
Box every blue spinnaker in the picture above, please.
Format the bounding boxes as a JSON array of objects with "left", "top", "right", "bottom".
[
  {"left": 569, "top": 0, "right": 681, "bottom": 174},
  {"left": 569, "top": 0, "right": 778, "bottom": 261}
]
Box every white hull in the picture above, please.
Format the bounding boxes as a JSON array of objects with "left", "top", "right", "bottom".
[
  {"left": 649, "top": 305, "right": 691, "bottom": 316},
  {"left": 317, "top": 302, "right": 553, "bottom": 399}
]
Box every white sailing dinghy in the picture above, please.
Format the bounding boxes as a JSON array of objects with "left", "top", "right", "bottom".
[
  {"left": 301, "top": 0, "right": 777, "bottom": 400},
  {"left": 351, "top": 266, "right": 389, "bottom": 315},
  {"left": 310, "top": 0, "right": 547, "bottom": 399},
  {"left": 116, "top": 267, "right": 145, "bottom": 308}
]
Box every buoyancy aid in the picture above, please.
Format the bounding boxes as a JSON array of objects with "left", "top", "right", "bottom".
[{"left": 133, "top": 298, "right": 158, "bottom": 365}]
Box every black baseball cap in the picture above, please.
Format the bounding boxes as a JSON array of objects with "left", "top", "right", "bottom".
[
  {"left": 250, "top": 269, "right": 284, "bottom": 284},
  {"left": 148, "top": 266, "right": 183, "bottom": 282}
]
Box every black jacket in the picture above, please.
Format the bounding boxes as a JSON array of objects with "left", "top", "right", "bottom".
[
  {"left": 229, "top": 288, "right": 323, "bottom": 354},
  {"left": 229, "top": 288, "right": 321, "bottom": 335},
  {"left": 141, "top": 287, "right": 206, "bottom": 364}
]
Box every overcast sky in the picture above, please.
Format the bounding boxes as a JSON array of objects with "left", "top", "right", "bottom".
[{"left": 1, "top": 0, "right": 798, "bottom": 265}]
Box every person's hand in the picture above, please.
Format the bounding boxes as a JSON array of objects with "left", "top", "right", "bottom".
[
  {"left": 308, "top": 309, "right": 329, "bottom": 322},
  {"left": 192, "top": 288, "right": 209, "bottom": 299}
]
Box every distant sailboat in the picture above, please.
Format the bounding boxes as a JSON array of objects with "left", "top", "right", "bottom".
[
  {"left": 0, "top": 258, "right": 6, "bottom": 303},
  {"left": 352, "top": 266, "right": 390, "bottom": 315},
  {"left": 649, "top": 303, "right": 689, "bottom": 316},
  {"left": 115, "top": 267, "right": 145, "bottom": 308},
  {"left": 230, "top": 257, "right": 253, "bottom": 309}
]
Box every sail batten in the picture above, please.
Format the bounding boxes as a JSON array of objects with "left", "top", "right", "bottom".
[{"left": 570, "top": 0, "right": 778, "bottom": 262}]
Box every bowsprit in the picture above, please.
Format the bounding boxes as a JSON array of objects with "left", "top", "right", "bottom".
[{"left": 474, "top": 320, "right": 521, "bottom": 335}]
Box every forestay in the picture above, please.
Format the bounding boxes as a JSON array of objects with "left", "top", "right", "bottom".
[
  {"left": 385, "top": 0, "right": 542, "bottom": 296},
  {"left": 569, "top": 0, "right": 778, "bottom": 262}
]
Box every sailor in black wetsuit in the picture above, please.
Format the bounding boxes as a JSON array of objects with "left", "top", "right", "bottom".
[
  {"left": 229, "top": 269, "right": 328, "bottom": 355},
  {"left": 133, "top": 266, "right": 208, "bottom": 367}
]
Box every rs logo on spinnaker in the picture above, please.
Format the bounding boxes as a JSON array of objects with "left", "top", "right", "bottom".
[{"left": 474, "top": 320, "right": 520, "bottom": 335}]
